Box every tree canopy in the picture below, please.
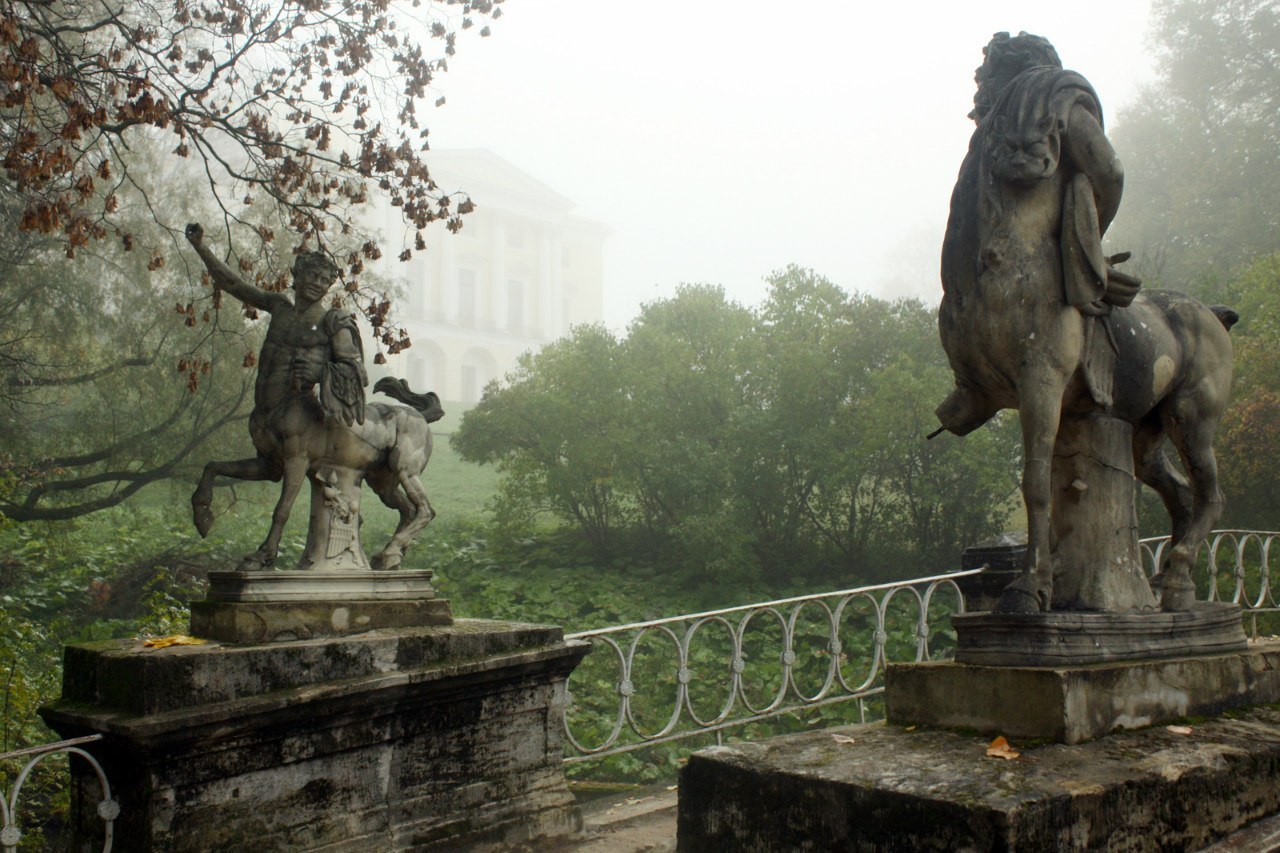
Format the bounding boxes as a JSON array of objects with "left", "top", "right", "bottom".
[
  {"left": 454, "top": 268, "right": 1020, "bottom": 586},
  {"left": 1110, "top": 0, "right": 1280, "bottom": 286},
  {"left": 0, "top": 0, "right": 499, "bottom": 352}
]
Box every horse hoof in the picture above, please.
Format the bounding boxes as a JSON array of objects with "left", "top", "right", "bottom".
[
  {"left": 1159, "top": 578, "right": 1196, "bottom": 612},
  {"left": 372, "top": 554, "right": 401, "bottom": 571},
  {"left": 192, "top": 499, "right": 214, "bottom": 538},
  {"left": 238, "top": 553, "right": 273, "bottom": 572},
  {"left": 995, "top": 578, "right": 1046, "bottom": 614}
]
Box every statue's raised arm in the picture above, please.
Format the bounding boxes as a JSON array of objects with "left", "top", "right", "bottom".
[{"left": 184, "top": 223, "right": 288, "bottom": 315}]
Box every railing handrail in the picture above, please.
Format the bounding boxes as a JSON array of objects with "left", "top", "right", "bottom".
[
  {"left": 0, "top": 734, "right": 103, "bottom": 763},
  {"left": 563, "top": 529, "right": 1280, "bottom": 764},
  {"left": 564, "top": 567, "right": 985, "bottom": 640},
  {"left": 1, "top": 734, "right": 116, "bottom": 852}
]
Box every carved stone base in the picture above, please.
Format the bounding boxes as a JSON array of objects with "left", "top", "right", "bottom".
[
  {"left": 886, "top": 641, "right": 1280, "bottom": 744},
  {"left": 678, "top": 704, "right": 1280, "bottom": 851},
  {"left": 190, "top": 570, "right": 450, "bottom": 643},
  {"left": 204, "top": 569, "right": 438, "bottom": 602},
  {"left": 952, "top": 601, "right": 1246, "bottom": 666},
  {"left": 42, "top": 621, "right": 589, "bottom": 851},
  {"left": 190, "top": 599, "right": 453, "bottom": 644}
]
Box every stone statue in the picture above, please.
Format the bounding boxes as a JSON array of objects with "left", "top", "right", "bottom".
[
  {"left": 185, "top": 223, "right": 443, "bottom": 571},
  {"left": 934, "top": 33, "right": 1236, "bottom": 614}
]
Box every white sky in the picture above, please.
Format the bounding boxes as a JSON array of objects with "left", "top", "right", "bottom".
[{"left": 422, "top": 1, "right": 1156, "bottom": 330}]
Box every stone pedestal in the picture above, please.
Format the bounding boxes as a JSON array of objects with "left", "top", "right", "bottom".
[
  {"left": 886, "top": 641, "right": 1280, "bottom": 743},
  {"left": 41, "top": 620, "right": 590, "bottom": 852},
  {"left": 955, "top": 534, "right": 1027, "bottom": 612},
  {"left": 678, "top": 705, "right": 1280, "bottom": 851},
  {"left": 952, "top": 602, "right": 1248, "bottom": 666},
  {"left": 189, "top": 569, "right": 452, "bottom": 643}
]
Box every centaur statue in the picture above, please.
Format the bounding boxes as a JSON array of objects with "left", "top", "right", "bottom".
[
  {"left": 934, "top": 33, "right": 1236, "bottom": 614},
  {"left": 185, "top": 223, "right": 443, "bottom": 572}
]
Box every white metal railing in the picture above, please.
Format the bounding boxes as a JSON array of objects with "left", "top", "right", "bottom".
[
  {"left": 561, "top": 569, "right": 977, "bottom": 762},
  {"left": 1140, "top": 530, "right": 1280, "bottom": 634},
  {"left": 0, "top": 734, "right": 116, "bottom": 852},
  {"left": 565, "top": 529, "right": 1280, "bottom": 763}
]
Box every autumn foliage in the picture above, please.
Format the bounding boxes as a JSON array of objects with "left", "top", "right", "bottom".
[{"left": 0, "top": 0, "right": 495, "bottom": 350}]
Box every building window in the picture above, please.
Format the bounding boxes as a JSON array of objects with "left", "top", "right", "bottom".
[
  {"left": 508, "top": 280, "right": 524, "bottom": 332},
  {"left": 458, "top": 268, "right": 477, "bottom": 325}
]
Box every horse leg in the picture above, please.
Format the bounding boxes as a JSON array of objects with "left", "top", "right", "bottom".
[
  {"left": 1133, "top": 424, "right": 1193, "bottom": 589},
  {"left": 1159, "top": 410, "right": 1226, "bottom": 611},
  {"left": 192, "top": 456, "right": 280, "bottom": 538},
  {"left": 998, "top": 378, "right": 1068, "bottom": 614},
  {"left": 368, "top": 470, "right": 413, "bottom": 535},
  {"left": 373, "top": 472, "right": 436, "bottom": 571},
  {"left": 241, "top": 453, "right": 309, "bottom": 571}
]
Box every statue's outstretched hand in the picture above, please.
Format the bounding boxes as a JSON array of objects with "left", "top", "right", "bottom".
[{"left": 185, "top": 223, "right": 204, "bottom": 246}]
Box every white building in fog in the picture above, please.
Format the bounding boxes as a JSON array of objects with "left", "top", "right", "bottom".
[{"left": 370, "top": 149, "right": 609, "bottom": 403}]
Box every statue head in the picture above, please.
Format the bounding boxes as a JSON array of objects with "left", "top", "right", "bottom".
[
  {"left": 970, "top": 31, "right": 1062, "bottom": 123},
  {"left": 292, "top": 251, "right": 340, "bottom": 303}
]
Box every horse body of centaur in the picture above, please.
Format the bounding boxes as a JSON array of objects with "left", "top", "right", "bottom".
[
  {"left": 935, "top": 60, "right": 1235, "bottom": 614},
  {"left": 193, "top": 374, "right": 441, "bottom": 573}
]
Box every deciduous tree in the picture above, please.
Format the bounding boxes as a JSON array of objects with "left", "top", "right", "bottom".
[
  {"left": 1110, "top": 0, "right": 1280, "bottom": 286},
  {"left": 0, "top": 0, "right": 498, "bottom": 352}
]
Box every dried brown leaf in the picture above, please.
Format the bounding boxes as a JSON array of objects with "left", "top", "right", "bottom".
[
  {"left": 986, "top": 735, "right": 1020, "bottom": 760},
  {"left": 142, "top": 634, "right": 207, "bottom": 649}
]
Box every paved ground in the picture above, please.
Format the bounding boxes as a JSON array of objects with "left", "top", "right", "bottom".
[
  {"left": 519, "top": 779, "right": 1280, "bottom": 852},
  {"left": 525, "top": 785, "right": 677, "bottom": 853}
]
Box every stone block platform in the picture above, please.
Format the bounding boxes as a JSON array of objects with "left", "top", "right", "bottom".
[
  {"left": 886, "top": 642, "right": 1280, "bottom": 744},
  {"left": 678, "top": 705, "right": 1280, "bottom": 851},
  {"left": 42, "top": 619, "right": 589, "bottom": 852}
]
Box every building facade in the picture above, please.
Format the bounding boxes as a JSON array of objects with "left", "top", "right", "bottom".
[{"left": 370, "top": 149, "right": 609, "bottom": 403}]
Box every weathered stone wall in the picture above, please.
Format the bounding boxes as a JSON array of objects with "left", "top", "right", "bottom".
[
  {"left": 678, "top": 705, "right": 1280, "bottom": 851},
  {"left": 43, "top": 620, "right": 588, "bottom": 851}
]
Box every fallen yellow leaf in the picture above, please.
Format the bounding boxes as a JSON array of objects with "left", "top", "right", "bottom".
[
  {"left": 1166, "top": 725, "right": 1193, "bottom": 735},
  {"left": 831, "top": 734, "right": 857, "bottom": 744},
  {"left": 142, "top": 634, "right": 208, "bottom": 649},
  {"left": 986, "top": 735, "right": 1020, "bottom": 760},
  {"left": 905, "top": 726, "right": 918, "bottom": 732}
]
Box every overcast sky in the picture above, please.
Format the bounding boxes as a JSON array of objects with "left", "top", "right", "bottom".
[{"left": 421, "top": 1, "right": 1156, "bottom": 330}]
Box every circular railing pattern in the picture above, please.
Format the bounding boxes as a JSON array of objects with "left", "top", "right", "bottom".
[
  {"left": 563, "top": 570, "right": 971, "bottom": 761},
  {"left": 1, "top": 735, "right": 115, "bottom": 852},
  {"left": 1140, "top": 530, "right": 1280, "bottom": 610}
]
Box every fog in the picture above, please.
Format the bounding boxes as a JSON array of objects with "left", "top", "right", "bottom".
[{"left": 424, "top": 1, "right": 1155, "bottom": 329}]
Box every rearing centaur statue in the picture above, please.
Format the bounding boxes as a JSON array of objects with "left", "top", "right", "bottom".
[{"left": 935, "top": 32, "right": 1235, "bottom": 614}]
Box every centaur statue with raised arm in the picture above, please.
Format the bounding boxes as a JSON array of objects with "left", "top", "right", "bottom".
[{"left": 185, "top": 223, "right": 444, "bottom": 572}]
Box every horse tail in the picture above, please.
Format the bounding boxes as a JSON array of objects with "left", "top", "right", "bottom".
[
  {"left": 1209, "top": 305, "right": 1240, "bottom": 331},
  {"left": 374, "top": 377, "right": 445, "bottom": 424}
]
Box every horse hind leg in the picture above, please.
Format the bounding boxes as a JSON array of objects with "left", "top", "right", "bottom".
[
  {"left": 369, "top": 470, "right": 413, "bottom": 534},
  {"left": 1133, "top": 426, "right": 1193, "bottom": 562},
  {"left": 1159, "top": 409, "right": 1227, "bottom": 611},
  {"left": 368, "top": 472, "right": 414, "bottom": 571},
  {"left": 372, "top": 472, "right": 436, "bottom": 572}
]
